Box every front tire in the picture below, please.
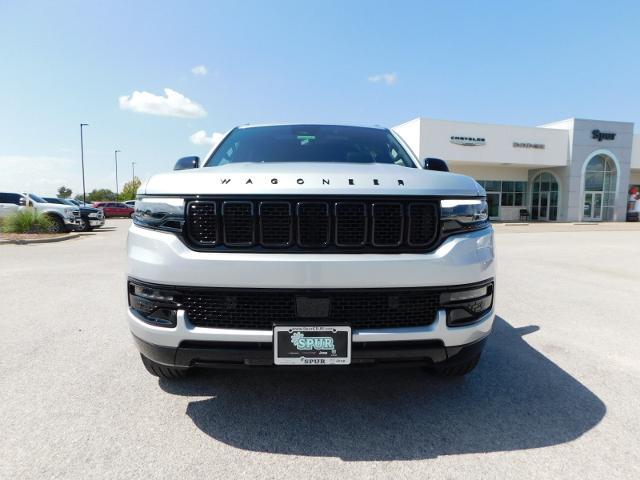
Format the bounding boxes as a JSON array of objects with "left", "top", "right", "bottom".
[
  {"left": 78, "top": 218, "right": 92, "bottom": 232},
  {"left": 140, "top": 354, "right": 189, "bottom": 379},
  {"left": 47, "top": 215, "right": 65, "bottom": 233}
]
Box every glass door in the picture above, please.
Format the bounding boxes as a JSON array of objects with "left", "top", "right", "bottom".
[
  {"left": 486, "top": 193, "right": 500, "bottom": 219},
  {"left": 539, "top": 192, "right": 549, "bottom": 220},
  {"left": 583, "top": 192, "right": 602, "bottom": 221},
  {"left": 531, "top": 173, "right": 559, "bottom": 221}
]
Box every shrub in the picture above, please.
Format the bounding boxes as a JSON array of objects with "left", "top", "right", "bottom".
[{"left": 1, "top": 210, "right": 53, "bottom": 234}]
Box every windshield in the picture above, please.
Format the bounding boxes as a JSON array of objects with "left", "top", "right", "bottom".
[
  {"left": 204, "top": 125, "right": 416, "bottom": 168},
  {"left": 27, "top": 193, "right": 47, "bottom": 203}
]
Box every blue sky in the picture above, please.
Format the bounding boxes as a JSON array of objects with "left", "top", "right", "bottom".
[{"left": 1, "top": 0, "right": 639, "bottom": 196}]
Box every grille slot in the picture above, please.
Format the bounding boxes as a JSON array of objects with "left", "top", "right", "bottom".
[
  {"left": 260, "top": 202, "right": 292, "bottom": 247},
  {"left": 185, "top": 197, "right": 439, "bottom": 252},
  {"left": 335, "top": 202, "right": 367, "bottom": 246},
  {"left": 187, "top": 201, "right": 218, "bottom": 245},
  {"left": 372, "top": 203, "right": 403, "bottom": 246},
  {"left": 222, "top": 201, "right": 254, "bottom": 246},
  {"left": 297, "top": 202, "right": 330, "bottom": 247},
  {"left": 408, "top": 203, "right": 438, "bottom": 246},
  {"left": 180, "top": 288, "right": 440, "bottom": 330}
]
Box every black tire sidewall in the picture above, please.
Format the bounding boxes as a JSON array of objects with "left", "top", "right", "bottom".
[{"left": 48, "top": 215, "right": 65, "bottom": 233}]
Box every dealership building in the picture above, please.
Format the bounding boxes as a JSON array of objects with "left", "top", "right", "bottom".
[{"left": 393, "top": 117, "right": 640, "bottom": 222}]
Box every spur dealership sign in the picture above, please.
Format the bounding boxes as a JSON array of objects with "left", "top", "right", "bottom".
[
  {"left": 592, "top": 129, "right": 616, "bottom": 141},
  {"left": 450, "top": 135, "right": 486, "bottom": 146}
]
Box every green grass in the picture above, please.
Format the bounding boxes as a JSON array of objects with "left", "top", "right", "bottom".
[{"left": 1, "top": 210, "right": 53, "bottom": 234}]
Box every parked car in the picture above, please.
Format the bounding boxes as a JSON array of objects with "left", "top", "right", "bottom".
[
  {"left": 43, "top": 197, "right": 105, "bottom": 232},
  {"left": 68, "top": 199, "right": 94, "bottom": 208},
  {"left": 0, "top": 192, "right": 79, "bottom": 232},
  {"left": 93, "top": 202, "right": 135, "bottom": 218},
  {"left": 127, "top": 124, "right": 495, "bottom": 380}
]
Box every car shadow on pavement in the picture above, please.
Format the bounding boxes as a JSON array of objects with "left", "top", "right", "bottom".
[{"left": 159, "top": 316, "right": 606, "bottom": 461}]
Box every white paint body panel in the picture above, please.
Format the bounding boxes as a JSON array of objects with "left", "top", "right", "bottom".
[
  {"left": 127, "top": 224, "right": 496, "bottom": 348},
  {"left": 142, "top": 162, "right": 483, "bottom": 197}
]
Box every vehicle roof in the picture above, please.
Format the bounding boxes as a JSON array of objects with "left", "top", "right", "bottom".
[{"left": 235, "top": 123, "right": 388, "bottom": 131}]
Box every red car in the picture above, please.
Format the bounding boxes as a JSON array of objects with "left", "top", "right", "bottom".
[{"left": 93, "top": 202, "right": 135, "bottom": 218}]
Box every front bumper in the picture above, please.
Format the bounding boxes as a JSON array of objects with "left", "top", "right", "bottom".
[
  {"left": 133, "top": 332, "right": 488, "bottom": 369},
  {"left": 127, "top": 224, "right": 496, "bottom": 365},
  {"left": 89, "top": 218, "right": 105, "bottom": 227}
]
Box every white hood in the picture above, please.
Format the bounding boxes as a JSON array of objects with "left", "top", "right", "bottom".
[{"left": 143, "top": 162, "right": 483, "bottom": 197}]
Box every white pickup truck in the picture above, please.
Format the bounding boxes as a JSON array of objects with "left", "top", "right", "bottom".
[
  {"left": 127, "top": 124, "right": 495, "bottom": 380},
  {"left": 0, "top": 192, "right": 80, "bottom": 232}
]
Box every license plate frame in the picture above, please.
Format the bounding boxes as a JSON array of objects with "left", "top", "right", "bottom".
[{"left": 273, "top": 325, "right": 351, "bottom": 365}]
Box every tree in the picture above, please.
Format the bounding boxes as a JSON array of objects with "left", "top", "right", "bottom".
[
  {"left": 73, "top": 189, "right": 116, "bottom": 202},
  {"left": 87, "top": 189, "right": 117, "bottom": 202},
  {"left": 121, "top": 177, "right": 142, "bottom": 201},
  {"left": 57, "top": 186, "right": 73, "bottom": 198}
]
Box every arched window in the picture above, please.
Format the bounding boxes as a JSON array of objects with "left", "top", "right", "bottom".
[
  {"left": 583, "top": 154, "right": 617, "bottom": 221},
  {"left": 531, "top": 172, "right": 559, "bottom": 221}
]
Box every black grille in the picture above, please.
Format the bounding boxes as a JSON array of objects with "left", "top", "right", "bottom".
[
  {"left": 222, "top": 202, "right": 254, "bottom": 245},
  {"left": 408, "top": 203, "right": 438, "bottom": 246},
  {"left": 187, "top": 201, "right": 217, "bottom": 245},
  {"left": 335, "top": 202, "right": 367, "bottom": 246},
  {"left": 372, "top": 203, "right": 403, "bottom": 246},
  {"left": 260, "top": 202, "right": 292, "bottom": 247},
  {"left": 186, "top": 197, "right": 439, "bottom": 252},
  {"left": 179, "top": 288, "right": 440, "bottom": 330}
]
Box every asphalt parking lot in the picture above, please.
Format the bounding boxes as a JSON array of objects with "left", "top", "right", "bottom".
[{"left": 1, "top": 220, "right": 639, "bottom": 479}]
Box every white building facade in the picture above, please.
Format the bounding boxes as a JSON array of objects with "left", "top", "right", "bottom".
[{"left": 393, "top": 117, "right": 640, "bottom": 222}]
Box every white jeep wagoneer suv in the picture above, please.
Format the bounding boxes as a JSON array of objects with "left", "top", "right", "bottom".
[{"left": 127, "top": 124, "right": 495, "bottom": 379}]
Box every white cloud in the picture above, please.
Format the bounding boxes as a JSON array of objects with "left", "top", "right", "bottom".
[
  {"left": 0, "top": 156, "right": 79, "bottom": 197},
  {"left": 190, "top": 130, "right": 224, "bottom": 147},
  {"left": 368, "top": 72, "right": 398, "bottom": 86},
  {"left": 119, "top": 88, "right": 207, "bottom": 118},
  {"left": 191, "top": 65, "right": 207, "bottom": 76}
]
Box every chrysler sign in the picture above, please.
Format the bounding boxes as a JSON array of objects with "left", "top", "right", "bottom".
[{"left": 450, "top": 135, "right": 486, "bottom": 146}]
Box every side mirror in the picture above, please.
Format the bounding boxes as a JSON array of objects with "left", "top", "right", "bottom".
[
  {"left": 19, "top": 197, "right": 32, "bottom": 207},
  {"left": 174, "top": 156, "right": 200, "bottom": 171},
  {"left": 423, "top": 157, "right": 449, "bottom": 172}
]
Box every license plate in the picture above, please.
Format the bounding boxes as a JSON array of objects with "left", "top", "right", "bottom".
[{"left": 273, "top": 326, "right": 351, "bottom": 365}]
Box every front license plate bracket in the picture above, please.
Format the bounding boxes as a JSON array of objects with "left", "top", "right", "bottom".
[{"left": 273, "top": 325, "right": 351, "bottom": 365}]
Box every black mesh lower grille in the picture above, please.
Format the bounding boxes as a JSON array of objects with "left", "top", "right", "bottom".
[
  {"left": 185, "top": 197, "right": 439, "bottom": 252},
  {"left": 179, "top": 288, "right": 440, "bottom": 330}
]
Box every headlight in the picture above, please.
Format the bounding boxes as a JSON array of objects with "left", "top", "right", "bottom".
[
  {"left": 88, "top": 212, "right": 99, "bottom": 218},
  {"left": 64, "top": 208, "right": 75, "bottom": 216},
  {"left": 440, "top": 198, "right": 489, "bottom": 234},
  {"left": 132, "top": 197, "right": 184, "bottom": 232}
]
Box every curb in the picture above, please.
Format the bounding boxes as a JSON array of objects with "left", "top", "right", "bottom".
[{"left": 0, "top": 232, "right": 81, "bottom": 245}]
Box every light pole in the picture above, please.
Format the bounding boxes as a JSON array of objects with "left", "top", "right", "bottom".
[
  {"left": 132, "top": 161, "right": 136, "bottom": 183},
  {"left": 114, "top": 150, "right": 121, "bottom": 201},
  {"left": 80, "top": 123, "right": 89, "bottom": 204}
]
